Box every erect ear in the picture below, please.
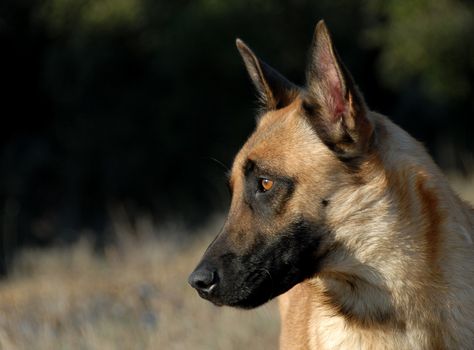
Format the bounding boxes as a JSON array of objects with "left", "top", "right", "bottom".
[
  {"left": 236, "top": 39, "right": 299, "bottom": 111},
  {"left": 304, "top": 20, "right": 373, "bottom": 159}
]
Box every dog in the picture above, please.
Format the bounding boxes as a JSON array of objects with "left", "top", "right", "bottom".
[{"left": 188, "top": 20, "right": 474, "bottom": 349}]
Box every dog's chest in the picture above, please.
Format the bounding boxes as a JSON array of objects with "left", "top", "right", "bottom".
[{"left": 279, "top": 283, "right": 430, "bottom": 350}]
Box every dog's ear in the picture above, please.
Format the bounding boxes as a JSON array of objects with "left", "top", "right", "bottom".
[
  {"left": 304, "top": 20, "right": 373, "bottom": 159},
  {"left": 236, "top": 39, "right": 299, "bottom": 111}
]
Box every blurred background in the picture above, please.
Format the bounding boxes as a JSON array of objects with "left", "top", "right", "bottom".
[{"left": 0, "top": 0, "right": 473, "bottom": 348}]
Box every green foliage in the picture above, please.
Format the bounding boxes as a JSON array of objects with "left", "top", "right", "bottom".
[
  {"left": 365, "top": 0, "right": 474, "bottom": 99},
  {"left": 38, "top": 0, "right": 144, "bottom": 34}
]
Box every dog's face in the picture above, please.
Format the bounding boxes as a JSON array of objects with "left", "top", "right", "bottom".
[
  {"left": 191, "top": 103, "right": 343, "bottom": 308},
  {"left": 189, "top": 21, "right": 374, "bottom": 308}
]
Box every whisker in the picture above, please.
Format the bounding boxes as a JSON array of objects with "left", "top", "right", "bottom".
[{"left": 208, "top": 157, "right": 230, "bottom": 173}]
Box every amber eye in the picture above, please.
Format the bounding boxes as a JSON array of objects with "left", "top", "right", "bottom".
[{"left": 258, "top": 178, "right": 274, "bottom": 192}]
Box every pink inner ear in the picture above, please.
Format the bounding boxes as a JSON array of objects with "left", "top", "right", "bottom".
[
  {"left": 329, "top": 83, "right": 346, "bottom": 118},
  {"left": 318, "top": 46, "right": 347, "bottom": 121}
]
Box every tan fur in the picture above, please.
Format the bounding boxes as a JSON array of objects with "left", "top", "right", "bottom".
[
  {"left": 220, "top": 22, "right": 474, "bottom": 349},
  {"left": 229, "top": 103, "right": 474, "bottom": 348}
]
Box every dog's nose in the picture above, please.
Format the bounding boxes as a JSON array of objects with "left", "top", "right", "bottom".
[{"left": 188, "top": 266, "right": 218, "bottom": 293}]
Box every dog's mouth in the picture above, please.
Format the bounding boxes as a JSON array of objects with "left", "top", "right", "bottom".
[
  {"left": 195, "top": 284, "right": 224, "bottom": 306},
  {"left": 189, "top": 219, "right": 328, "bottom": 308},
  {"left": 189, "top": 264, "right": 276, "bottom": 309},
  {"left": 212, "top": 281, "right": 275, "bottom": 309}
]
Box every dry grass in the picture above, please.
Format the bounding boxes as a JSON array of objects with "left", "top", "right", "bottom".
[
  {"left": 447, "top": 172, "right": 474, "bottom": 206},
  {"left": 0, "top": 217, "right": 279, "bottom": 350},
  {"left": 1, "top": 176, "right": 473, "bottom": 350}
]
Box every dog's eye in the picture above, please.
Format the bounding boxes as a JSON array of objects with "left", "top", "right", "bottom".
[{"left": 258, "top": 178, "right": 274, "bottom": 193}]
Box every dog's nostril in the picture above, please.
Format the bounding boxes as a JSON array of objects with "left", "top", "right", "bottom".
[
  {"left": 195, "top": 275, "right": 213, "bottom": 289},
  {"left": 188, "top": 268, "right": 218, "bottom": 292}
]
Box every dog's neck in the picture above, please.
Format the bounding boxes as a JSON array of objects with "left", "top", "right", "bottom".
[{"left": 311, "top": 112, "right": 474, "bottom": 337}]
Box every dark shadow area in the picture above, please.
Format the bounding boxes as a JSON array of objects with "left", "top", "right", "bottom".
[{"left": 1, "top": 0, "right": 473, "bottom": 273}]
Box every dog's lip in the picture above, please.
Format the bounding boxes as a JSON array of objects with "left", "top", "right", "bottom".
[
  {"left": 195, "top": 283, "right": 250, "bottom": 307},
  {"left": 197, "top": 290, "right": 225, "bottom": 307}
]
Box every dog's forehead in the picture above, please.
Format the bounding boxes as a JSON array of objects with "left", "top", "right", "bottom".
[{"left": 230, "top": 99, "right": 327, "bottom": 180}]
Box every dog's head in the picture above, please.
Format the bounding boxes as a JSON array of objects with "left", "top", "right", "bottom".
[{"left": 189, "top": 20, "right": 375, "bottom": 308}]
